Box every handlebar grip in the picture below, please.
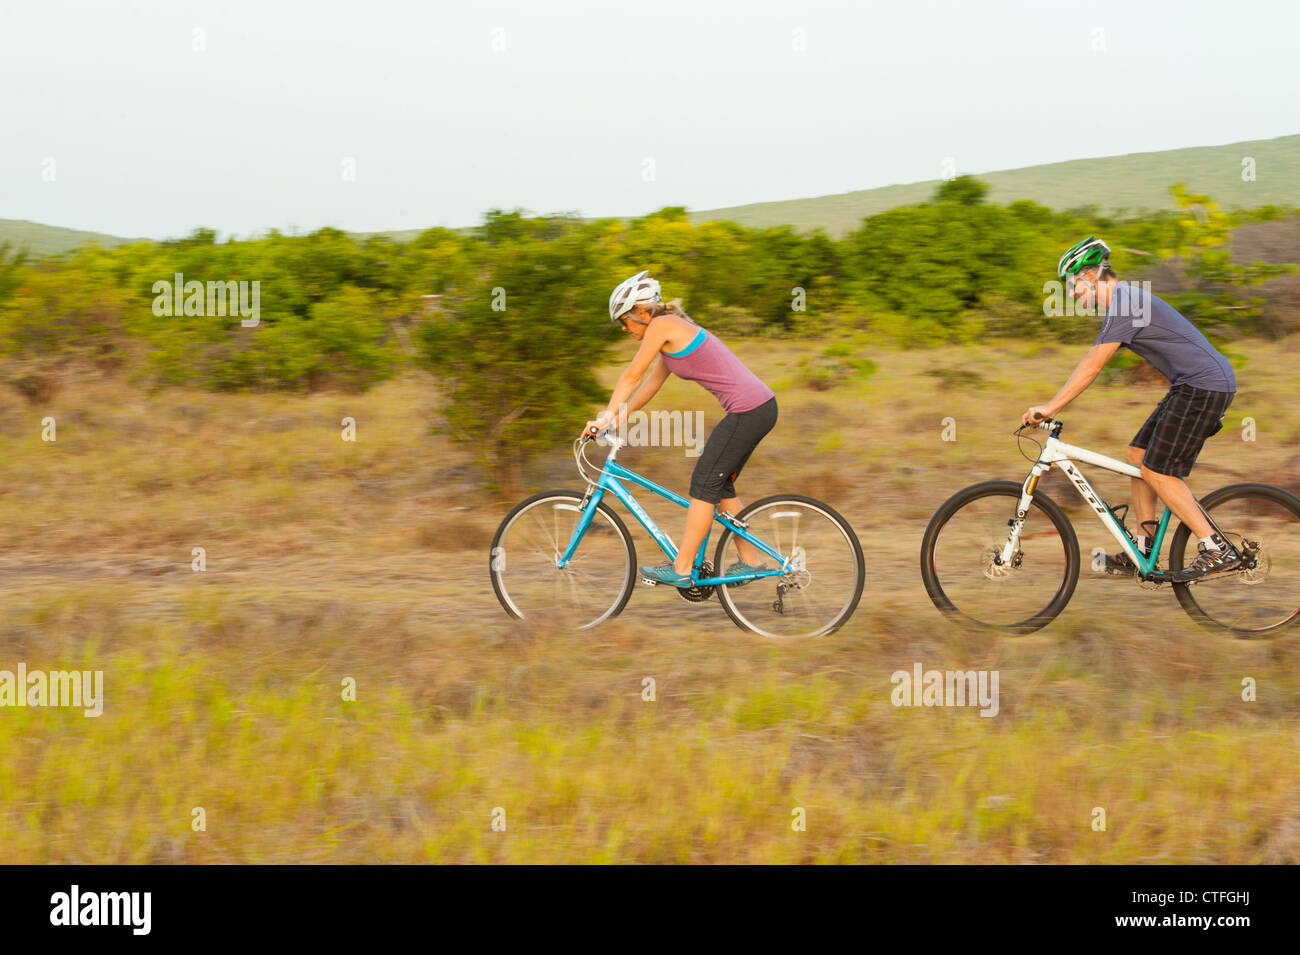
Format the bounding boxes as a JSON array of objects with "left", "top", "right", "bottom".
[{"left": 1016, "top": 416, "right": 1057, "bottom": 434}]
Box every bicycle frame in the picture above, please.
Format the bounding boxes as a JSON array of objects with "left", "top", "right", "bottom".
[
  {"left": 1001, "top": 427, "right": 1174, "bottom": 576},
  {"left": 558, "top": 439, "right": 790, "bottom": 586}
]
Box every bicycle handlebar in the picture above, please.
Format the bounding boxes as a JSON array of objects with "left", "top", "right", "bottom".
[
  {"left": 579, "top": 425, "right": 624, "bottom": 447},
  {"left": 1017, "top": 416, "right": 1062, "bottom": 435}
]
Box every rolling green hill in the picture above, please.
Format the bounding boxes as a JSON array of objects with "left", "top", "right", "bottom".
[
  {"left": 4, "top": 134, "right": 1296, "bottom": 253},
  {"left": 0, "top": 218, "right": 141, "bottom": 256},
  {"left": 689, "top": 134, "right": 1300, "bottom": 235}
]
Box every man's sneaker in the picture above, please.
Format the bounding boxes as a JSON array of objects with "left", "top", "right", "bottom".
[
  {"left": 1170, "top": 537, "right": 1242, "bottom": 583},
  {"left": 1105, "top": 521, "right": 1161, "bottom": 577},
  {"left": 722, "top": 559, "right": 770, "bottom": 588},
  {"left": 639, "top": 563, "right": 693, "bottom": 588},
  {"left": 1103, "top": 550, "right": 1142, "bottom": 577}
]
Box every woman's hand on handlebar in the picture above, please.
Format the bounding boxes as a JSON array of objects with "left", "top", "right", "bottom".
[{"left": 580, "top": 410, "right": 613, "bottom": 441}]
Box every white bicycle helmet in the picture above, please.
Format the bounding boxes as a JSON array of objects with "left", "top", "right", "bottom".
[{"left": 608, "top": 270, "right": 661, "bottom": 324}]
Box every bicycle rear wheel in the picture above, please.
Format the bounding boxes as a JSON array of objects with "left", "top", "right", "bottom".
[
  {"left": 921, "top": 480, "right": 1080, "bottom": 633},
  {"left": 713, "top": 495, "right": 864, "bottom": 638},
  {"left": 490, "top": 490, "right": 636, "bottom": 630},
  {"left": 1169, "top": 482, "right": 1300, "bottom": 635}
]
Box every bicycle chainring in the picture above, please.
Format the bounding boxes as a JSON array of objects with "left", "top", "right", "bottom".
[{"left": 678, "top": 561, "right": 716, "bottom": 602}]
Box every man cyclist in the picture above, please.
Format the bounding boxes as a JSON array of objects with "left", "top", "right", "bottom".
[{"left": 1022, "top": 236, "right": 1238, "bottom": 582}]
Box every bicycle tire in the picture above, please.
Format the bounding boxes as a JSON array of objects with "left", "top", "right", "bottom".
[
  {"left": 713, "top": 494, "right": 865, "bottom": 637},
  {"left": 1169, "top": 482, "right": 1300, "bottom": 636},
  {"left": 490, "top": 489, "right": 636, "bottom": 629},
  {"left": 921, "top": 480, "right": 1080, "bottom": 634}
]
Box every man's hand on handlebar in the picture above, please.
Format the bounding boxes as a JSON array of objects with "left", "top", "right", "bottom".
[{"left": 1021, "top": 405, "right": 1053, "bottom": 428}]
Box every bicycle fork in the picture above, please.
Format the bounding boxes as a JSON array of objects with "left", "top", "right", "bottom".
[{"left": 997, "top": 465, "right": 1047, "bottom": 568}]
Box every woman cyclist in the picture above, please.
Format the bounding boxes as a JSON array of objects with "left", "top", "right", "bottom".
[{"left": 584, "top": 270, "right": 779, "bottom": 587}]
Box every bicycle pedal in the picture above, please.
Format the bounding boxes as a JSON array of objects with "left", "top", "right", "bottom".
[{"left": 639, "top": 576, "right": 659, "bottom": 587}]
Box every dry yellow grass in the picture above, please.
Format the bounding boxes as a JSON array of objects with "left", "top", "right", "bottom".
[{"left": 2, "top": 335, "right": 1299, "bottom": 862}]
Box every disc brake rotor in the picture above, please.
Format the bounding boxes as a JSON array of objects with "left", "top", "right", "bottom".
[
  {"left": 981, "top": 544, "right": 1019, "bottom": 580},
  {"left": 1237, "top": 541, "right": 1269, "bottom": 585}
]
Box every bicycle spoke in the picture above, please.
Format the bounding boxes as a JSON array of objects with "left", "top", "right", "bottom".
[
  {"left": 716, "top": 498, "right": 863, "bottom": 638},
  {"left": 922, "top": 482, "right": 1078, "bottom": 633},
  {"left": 1174, "top": 488, "right": 1300, "bottom": 634},
  {"left": 491, "top": 493, "right": 634, "bottom": 630}
]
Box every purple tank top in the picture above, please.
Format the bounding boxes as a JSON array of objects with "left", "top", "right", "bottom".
[{"left": 660, "top": 327, "right": 774, "bottom": 414}]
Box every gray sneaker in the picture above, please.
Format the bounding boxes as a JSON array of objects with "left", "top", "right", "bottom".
[
  {"left": 1103, "top": 551, "right": 1140, "bottom": 577},
  {"left": 1171, "top": 536, "right": 1242, "bottom": 583},
  {"left": 1104, "top": 544, "right": 1153, "bottom": 576}
]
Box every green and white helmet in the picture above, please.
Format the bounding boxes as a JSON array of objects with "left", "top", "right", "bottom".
[
  {"left": 1057, "top": 236, "right": 1111, "bottom": 280},
  {"left": 608, "top": 270, "right": 661, "bottom": 323}
]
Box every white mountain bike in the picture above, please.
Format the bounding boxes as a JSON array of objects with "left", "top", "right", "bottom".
[{"left": 921, "top": 417, "right": 1300, "bottom": 636}]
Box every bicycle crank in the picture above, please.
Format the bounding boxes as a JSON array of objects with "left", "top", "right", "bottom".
[{"left": 678, "top": 560, "right": 716, "bottom": 603}]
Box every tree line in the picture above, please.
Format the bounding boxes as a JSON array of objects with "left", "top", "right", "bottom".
[{"left": 0, "top": 178, "right": 1293, "bottom": 478}]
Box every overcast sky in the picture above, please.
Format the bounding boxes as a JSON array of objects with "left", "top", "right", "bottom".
[{"left": 2, "top": 0, "right": 1296, "bottom": 239}]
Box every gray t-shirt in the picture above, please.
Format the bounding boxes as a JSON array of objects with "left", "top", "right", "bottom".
[{"left": 1093, "top": 283, "right": 1235, "bottom": 392}]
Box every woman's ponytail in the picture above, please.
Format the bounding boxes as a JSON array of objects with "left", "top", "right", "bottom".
[{"left": 653, "top": 298, "right": 695, "bottom": 323}]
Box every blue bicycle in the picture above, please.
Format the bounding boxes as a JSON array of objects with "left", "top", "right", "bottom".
[{"left": 490, "top": 431, "right": 864, "bottom": 636}]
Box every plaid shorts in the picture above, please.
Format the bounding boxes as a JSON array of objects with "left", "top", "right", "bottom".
[{"left": 1131, "top": 384, "right": 1234, "bottom": 478}]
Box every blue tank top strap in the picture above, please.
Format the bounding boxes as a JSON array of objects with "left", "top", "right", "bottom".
[
  {"left": 664, "top": 327, "right": 706, "bottom": 358},
  {"left": 659, "top": 326, "right": 774, "bottom": 415}
]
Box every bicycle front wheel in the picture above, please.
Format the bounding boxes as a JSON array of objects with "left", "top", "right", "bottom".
[
  {"left": 490, "top": 490, "right": 636, "bottom": 630},
  {"left": 1170, "top": 482, "right": 1300, "bottom": 636},
  {"left": 921, "top": 480, "right": 1080, "bottom": 633},
  {"left": 714, "top": 495, "right": 864, "bottom": 638}
]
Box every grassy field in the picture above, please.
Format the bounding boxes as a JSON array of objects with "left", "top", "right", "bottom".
[{"left": 2, "top": 336, "right": 1300, "bottom": 863}]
